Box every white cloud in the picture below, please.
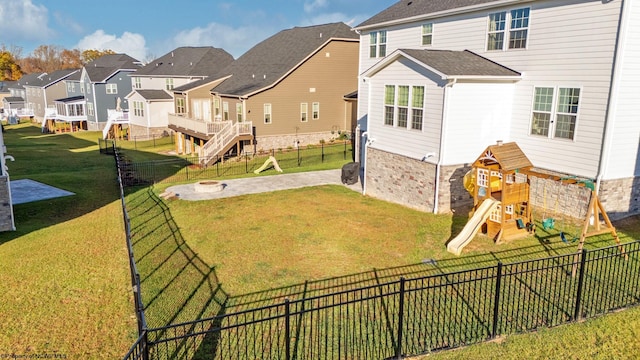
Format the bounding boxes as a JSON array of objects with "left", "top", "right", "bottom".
[
  {"left": 304, "top": 0, "right": 328, "bottom": 13},
  {"left": 170, "top": 23, "right": 270, "bottom": 59},
  {"left": 0, "top": 0, "right": 53, "bottom": 43},
  {"left": 75, "top": 30, "right": 148, "bottom": 61}
]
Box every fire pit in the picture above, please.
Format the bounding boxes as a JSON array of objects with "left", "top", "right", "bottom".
[{"left": 193, "top": 180, "right": 224, "bottom": 193}]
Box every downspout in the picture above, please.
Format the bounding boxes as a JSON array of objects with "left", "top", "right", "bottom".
[
  {"left": 596, "top": 0, "right": 629, "bottom": 195},
  {"left": 434, "top": 78, "right": 457, "bottom": 214},
  {"left": 361, "top": 131, "right": 369, "bottom": 195}
]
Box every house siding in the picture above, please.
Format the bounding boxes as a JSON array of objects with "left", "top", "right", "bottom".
[
  {"left": 359, "top": 0, "right": 622, "bottom": 179},
  {"left": 244, "top": 40, "right": 358, "bottom": 149}
]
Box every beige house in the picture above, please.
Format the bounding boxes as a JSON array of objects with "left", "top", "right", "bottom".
[{"left": 169, "top": 22, "right": 359, "bottom": 159}]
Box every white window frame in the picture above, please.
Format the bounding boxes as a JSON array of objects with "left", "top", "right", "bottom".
[
  {"left": 383, "top": 85, "right": 425, "bottom": 131},
  {"left": 134, "top": 78, "right": 142, "bottom": 89},
  {"left": 312, "top": 102, "right": 319, "bottom": 120},
  {"left": 530, "top": 86, "right": 581, "bottom": 141},
  {"left": 422, "top": 23, "right": 433, "bottom": 46},
  {"left": 223, "top": 102, "right": 229, "bottom": 120},
  {"left": 87, "top": 102, "right": 94, "bottom": 116},
  {"left": 165, "top": 78, "right": 174, "bottom": 90},
  {"left": 176, "top": 98, "right": 185, "bottom": 113},
  {"left": 133, "top": 101, "right": 144, "bottom": 117},
  {"left": 487, "top": 7, "right": 530, "bottom": 51},
  {"left": 300, "top": 103, "right": 308, "bottom": 122},
  {"left": 67, "top": 82, "right": 75, "bottom": 92},
  {"left": 236, "top": 103, "right": 243, "bottom": 122},
  {"left": 106, "top": 83, "right": 118, "bottom": 94},
  {"left": 369, "top": 30, "right": 387, "bottom": 58},
  {"left": 264, "top": 103, "right": 272, "bottom": 124}
]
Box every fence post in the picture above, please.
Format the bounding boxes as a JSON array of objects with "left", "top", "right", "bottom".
[
  {"left": 344, "top": 141, "right": 347, "bottom": 160},
  {"left": 396, "top": 277, "right": 406, "bottom": 360},
  {"left": 492, "top": 262, "right": 503, "bottom": 338},
  {"left": 185, "top": 162, "right": 189, "bottom": 181},
  {"left": 142, "top": 330, "right": 149, "bottom": 360},
  {"left": 285, "top": 298, "right": 291, "bottom": 360},
  {"left": 574, "top": 249, "right": 588, "bottom": 321},
  {"left": 297, "top": 146, "right": 301, "bottom": 166},
  {"left": 322, "top": 143, "right": 325, "bottom": 162},
  {"left": 245, "top": 155, "right": 248, "bottom": 174}
]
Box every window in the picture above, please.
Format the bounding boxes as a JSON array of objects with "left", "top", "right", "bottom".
[
  {"left": 165, "top": 78, "right": 174, "bottom": 90},
  {"left": 236, "top": 103, "right": 243, "bottom": 122},
  {"left": 134, "top": 78, "right": 141, "bottom": 89},
  {"left": 530, "top": 86, "right": 580, "bottom": 140},
  {"left": 384, "top": 85, "right": 395, "bottom": 126},
  {"left": 369, "top": 30, "right": 387, "bottom": 58},
  {"left": 312, "top": 102, "right": 319, "bottom": 120},
  {"left": 509, "top": 8, "right": 530, "bottom": 49},
  {"left": 397, "top": 86, "right": 409, "bottom": 128},
  {"left": 300, "top": 103, "right": 308, "bottom": 122},
  {"left": 133, "top": 101, "right": 144, "bottom": 117},
  {"left": 223, "top": 102, "right": 229, "bottom": 120},
  {"left": 214, "top": 98, "right": 220, "bottom": 117},
  {"left": 176, "top": 98, "right": 185, "bottom": 113},
  {"left": 264, "top": 103, "right": 272, "bottom": 124},
  {"left": 87, "top": 102, "right": 94, "bottom": 116},
  {"left": 384, "top": 85, "right": 425, "bottom": 130},
  {"left": 487, "top": 8, "right": 530, "bottom": 51},
  {"left": 411, "top": 86, "right": 424, "bottom": 130},
  {"left": 422, "top": 23, "right": 433, "bottom": 46},
  {"left": 106, "top": 83, "right": 117, "bottom": 94},
  {"left": 67, "top": 82, "right": 75, "bottom": 92}
]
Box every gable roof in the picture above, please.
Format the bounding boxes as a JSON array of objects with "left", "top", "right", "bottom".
[
  {"left": 212, "top": 22, "right": 358, "bottom": 97},
  {"left": 473, "top": 142, "right": 533, "bottom": 171},
  {"left": 136, "top": 89, "right": 173, "bottom": 101},
  {"left": 11, "top": 73, "right": 47, "bottom": 89},
  {"left": 133, "top": 47, "right": 234, "bottom": 78},
  {"left": 84, "top": 54, "right": 141, "bottom": 82},
  {"left": 26, "top": 69, "right": 79, "bottom": 88},
  {"left": 363, "top": 49, "right": 520, "bottom": 79},
  {"left": 173, "top": 75, "right": 231, "bottom": 93},
  {"left": 356, "top": 0, "right": 502, "bottom": 29}
]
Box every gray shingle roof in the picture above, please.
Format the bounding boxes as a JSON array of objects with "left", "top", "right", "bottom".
[
  {"left": 212, "top": 22, "right": 358, "bottom": 96},
  {"left": 84, "top": 54, "right": 141, "bottom": 82},
  {"left": 136, "top": 89, "right": 173, "bottom": 101},
  {"left": 54, "top": 95, "right": 85, "bottom": 103},
  {"left": 397, "top": 49, "right": 520, "bottom": 77},
  {"left": 133, "top": 47, "right": 234, "bottom": 78},
  {"left": 12, "top": 73, "right": 47, "bottom": 89},
  {"left": 356, "top": 0, "right": 499, "bottom": 28},
  {"left": 27, "top": 69, "right": 79, "bottom": 87},
  {"left": 173, "top": 76, "right": 228, "bottom": 92}
]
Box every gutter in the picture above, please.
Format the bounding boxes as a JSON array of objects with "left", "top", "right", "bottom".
[{"left": 596, "top": 0, "right": 629, "bottom": 194}]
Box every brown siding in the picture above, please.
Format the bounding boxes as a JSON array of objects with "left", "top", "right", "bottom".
[{"left": 245, "top": 40, "right": 358, "bottom": 138}]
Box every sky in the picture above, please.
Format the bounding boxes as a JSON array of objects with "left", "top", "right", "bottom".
[{"left": 0, "top": 0, "right": 395, "bottom": 62}]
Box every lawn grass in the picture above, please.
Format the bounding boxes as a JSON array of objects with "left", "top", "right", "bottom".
[
  {"left": 0, "top": 123, "right": 136, "bottom": 358},
  {"left": 2, "top": 122, "right": 640, "bottom": 359}
]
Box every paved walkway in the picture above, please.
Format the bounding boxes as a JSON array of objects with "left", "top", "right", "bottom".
[
  {"left": 166, "top": 169, "right": 362, "bottom": 201},
  {"left": 11, "top": 179, "right": 75, "bottom": 204}
]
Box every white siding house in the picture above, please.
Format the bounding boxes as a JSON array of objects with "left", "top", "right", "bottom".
[{"left": 355, "top": 0, "right": 640, "bottom": 218}]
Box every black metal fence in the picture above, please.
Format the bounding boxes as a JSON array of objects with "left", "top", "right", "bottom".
[
  {"left": 117, "top": 141, "right": 352, "bottom": 187},
  {"left": 136, "top": 243, "right": 639, "bottom": 359}
]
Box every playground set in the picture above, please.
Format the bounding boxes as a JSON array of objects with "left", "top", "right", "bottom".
[{"left": 447, "top": 142, "right": 621, "bottom": 256}]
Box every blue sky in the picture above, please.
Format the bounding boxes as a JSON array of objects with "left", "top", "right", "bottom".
[{"left": 0, "top": 0, "right": 394, "bottom": 62}]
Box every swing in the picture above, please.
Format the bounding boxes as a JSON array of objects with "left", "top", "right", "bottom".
[
  {"left": 542, "top": 185, "right": 558, "bottom": 231},
  {"left": 559, "top": 214, "right": 580, "bottom": 244}
]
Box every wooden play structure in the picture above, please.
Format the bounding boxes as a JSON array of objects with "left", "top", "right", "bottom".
[
  {"left": 448, "top": 141, "right": 623, "bottom": 258},
  {"left": 448, "top": 142, "right": 534, "bottom": 255}
]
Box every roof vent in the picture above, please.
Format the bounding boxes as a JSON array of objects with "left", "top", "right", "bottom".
[
  {"left": 407, "top": 1, "right": 413, "bottom": 5},
  {"left": 263, "top": 74, "right": 266, "bottom": 79},
  {"left": 171, "top": 52, "right": 174, "bottom": 57},
  {"left": 252, "top": 74, "right": 255, "bottom": 78},
  {"left": 320, "top": 32, "right": 323, "bottom": 38}
]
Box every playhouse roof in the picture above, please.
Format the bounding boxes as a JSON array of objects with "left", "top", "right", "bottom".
[{"left": 473, "top": 142, "right": 532, "bottom": 171}]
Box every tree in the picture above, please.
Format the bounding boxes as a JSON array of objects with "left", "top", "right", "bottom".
[
  {"left": 60, "top": 49, "right": 83, "bottom": 69},
  {"left": 81, "top": 49, "right": 116, "bottom": 64},
  {"left": 0, "top": 50, "right": 22, "bottom": 81}
]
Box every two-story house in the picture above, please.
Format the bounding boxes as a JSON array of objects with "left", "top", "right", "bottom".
[
  {"left": 2, "top": 73, "right": 46, "bottom": 120},
  {"left": 122, "top": 46, "right": 234, "bottom": 140},
  {"left": 48, "top": 71, "right": 88, "bottom": 132},
  {"left": 20, "top": 69, "right": 80, "bottom": 130},
  {"left": 355, "top": 0, "right": 640, "bottom": 219},
  {"left": 80, "top": 54, "right": 141, "bottom": 131},
  {"left": 168, "top": 22, "right": 360, "bottom": 159}
]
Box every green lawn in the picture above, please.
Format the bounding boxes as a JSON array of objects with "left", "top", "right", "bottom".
[{"left": 2, "top": 122, "right": 640, "bottom": 359}]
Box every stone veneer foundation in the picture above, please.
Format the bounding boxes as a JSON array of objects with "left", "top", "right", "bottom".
[
  {"left": 0, "top": 176, "right": 14, "bottom": 231},
  {"left": 364, "top": 148, "right": 473, "bottom": 214},
  {"left": 128, "top": 124, "right": 171, "bottom": 140},
  {"left": 599, "top": 177, "right": 640, "bottom": 221}
]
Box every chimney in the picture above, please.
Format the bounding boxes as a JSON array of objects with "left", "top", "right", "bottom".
[{"left": 496, "top": 140, "right": 503, "bottom": 146}]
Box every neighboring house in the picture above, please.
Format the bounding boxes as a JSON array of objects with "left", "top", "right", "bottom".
[
  {"left": 80, "top": 54, "right": 141, "bottom": 131},
  {"left": 168, "top": 22, "right": 360, "bottom": 159},
  {"left": 49, "top": 71, "right": 88, "bottom": 132},
  {"left": 0, "top": 127, "right": 15, "bottom": 231},
  {"left": 3, "top": 73, "right": 46, "bottom": 118},
  {"left": 123, "top": 46, "right": 234, "bottom": 140},
  {"left": 354, "top": 0, "right": 640, "bottom": 219},
  {"left": 21, "top": 69, "right": 79, "bottom": 127}
]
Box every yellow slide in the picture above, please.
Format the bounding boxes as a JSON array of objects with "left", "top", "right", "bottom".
[{"left": 447, "top": 198, "right": 500, "bottom": 256}]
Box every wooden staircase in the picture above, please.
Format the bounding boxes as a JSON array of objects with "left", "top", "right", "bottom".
[{"left": 200, "top": 121, "right": 253, "bottom": 165}]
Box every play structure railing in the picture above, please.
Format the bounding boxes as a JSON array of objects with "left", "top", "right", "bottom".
[{"left": 121, "top": 240, "right": 640, "bottom": 359}]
